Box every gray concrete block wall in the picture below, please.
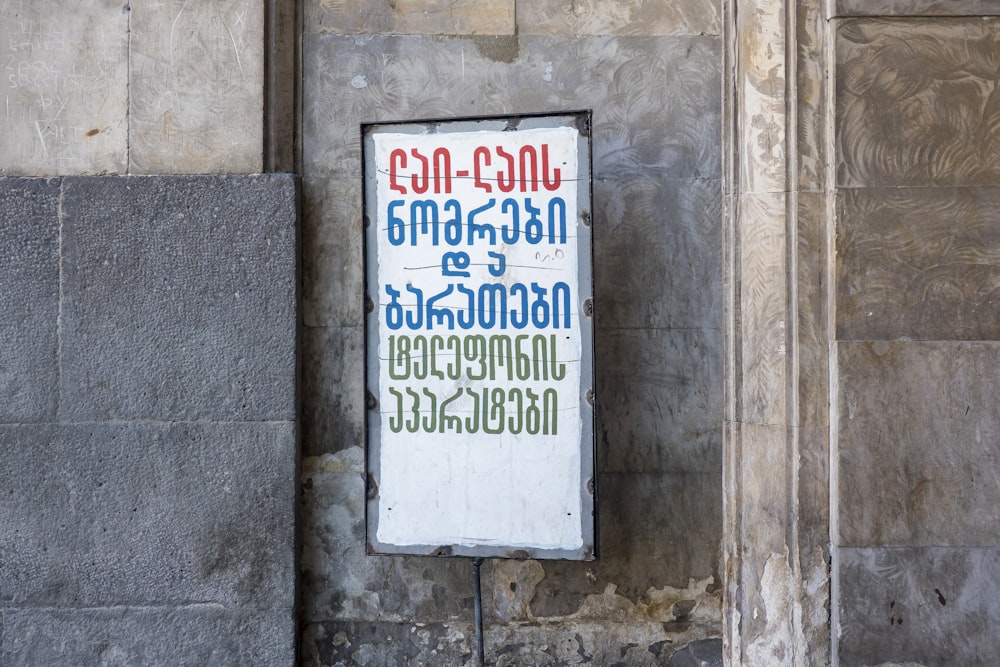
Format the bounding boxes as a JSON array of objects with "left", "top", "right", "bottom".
[
  {"left": 834, "top": 14, "right": 1000, "bottom": 664},
  {"left": 0, "top": 174, "right": 298, "bottom": 665},
  {"left": 298, "top": 0, "right": 724, "bottom": 664}
]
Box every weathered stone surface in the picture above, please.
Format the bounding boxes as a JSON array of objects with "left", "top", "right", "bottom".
[
  {"left": 301, "top": 326, "right": 365, "bottom": 456},
  {"left": 298, "top": 6, "right": 727, "bottom": 663},
  {"left": 303, "top": 619, "right": 720, "bottom": 666},
  {"left": 0, "top": 422, "right": 295, "bottom": 607},
  {"left": 516, "top": 0, "right": 720, "bottom": 37},
  {"left": 1, "top": 607, "right": 294, "bottom": 666},
  {"left": 302, "top": 34, "right": 720, "bottom": 182},
  {"left": 300, "top": 461, "right": 722, "bottom": 632},
  {"left": 597, "top": 329, "right": 722, "bottom": 474},
  {"left": 0, "top": 178, "right": 59, "bottom": 422},
  {"left": 797, "top": 425, "right": 831, "bottom": 663},
  {"left": 733, "top": 0, "right": 788, "bottom": 195},
  {"left": 837, "top": 18, "right": 1000, "bottom": 188},
  {"left": 0, "top": 0, "right": 128, "bottom": 176},
  {"left": 670, "top": 638, "right": 724, "bottom": 666},
  {"left": 838, "top": 547, "right": 1000, "bottom": 665},
  {"left": 594, "top": 178, "right": 722, "bottom": 331},
  {"left": 302, "top": 174, "right": 363, "bottom": 328},
  {"left": 837, "top": 187, "right": 1000, "bottom": 341},
  {"left": 838, "top": 341, "right": 1000, "bottom": 547},
  {"left": 723, "top": 0, "right": 834, "bottom": 664},
  {"left": 796, "top": 192, "right": 829, "bottom": 429},
  {"left": 735, "top": 423, "right": 792, "bottom": 557},
  {"left": 530, "top": 472, "right": 722, "bottom": 616},
  {"left": 737, "top": 191, "right": 788, "bottom": 427},
  {"left": 129, "top": 0, "right": 264, "bottom": 174},
  {"left": 300, "top": 461, "right": 476, "bottom": 622},
  {"left": 306, "top": 0, "right": 515, "bottom": 35},
  {"left": 794, "top": 0, "right": 828, "bottom": 192},
  {"left": 58, "top": 175, "right": 296, "bottom": 422},
  {"left": 835, "top": 0, "right": 1000, "bottom": 16}
]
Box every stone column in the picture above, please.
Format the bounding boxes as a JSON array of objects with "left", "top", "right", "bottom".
[{"left": 723, "top": 0, "right": 831, "bottom": 664}]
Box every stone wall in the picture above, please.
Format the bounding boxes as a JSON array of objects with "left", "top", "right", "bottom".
[
  {"left": 725, "top": 1, "right": 1000, "bottom": 665},
  {"left": 0, "top": 2, "right": 299, "bottom": 665},
  {"left": 298, "top": 0, "right": 726, "bottom": 664},
  {"left": 832, "top": 8, "right": 1000, "bottom": 665},
  {"left": 0, "top": 174, "right": 298, "bottom": 665}
]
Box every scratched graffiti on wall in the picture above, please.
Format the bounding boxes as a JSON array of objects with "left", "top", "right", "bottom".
[{"left": 363, "top": 113, "right": 596, "bottom": 559}]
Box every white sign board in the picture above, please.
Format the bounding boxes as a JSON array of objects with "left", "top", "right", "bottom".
[{"left": 363, "top": 112, "right": 595, "bottom": 560}]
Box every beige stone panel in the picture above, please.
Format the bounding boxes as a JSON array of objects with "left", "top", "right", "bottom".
[
  {"left": 735, "top": 0, "right": 788, "bottom": 195},
  {"left": 738, "top": 191, "right": 788, "bottom": 426},
  {"left": 0, "top": 0, "right": 128, "bottom": 176},
  {"left": 129, "top": 0, "right": 263, "bottom": 174},
  {"left": 305, "top": 0, "right": 514, "bottom": 35},
  {"left": 794, "top": 0, "right": 827, "bottom": 192},
  {"left": 837, "top": 18, "right": 1000, "bottom": 188},
  {"left": 732, "top": 422, "right": 796, "bottom": 661},
  {"left": 516, "top": 0, "right": 720, "bottom": 37},
  {"left": 838, "top": 341, "right": 1000, "bottom": 547}
]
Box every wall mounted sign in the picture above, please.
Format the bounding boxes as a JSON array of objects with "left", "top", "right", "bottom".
[{"left": 362, "top": 111, "right": 596, "bottom": 560}]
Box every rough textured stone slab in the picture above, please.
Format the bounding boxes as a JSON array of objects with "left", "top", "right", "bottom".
[
  {"left": 59, "top": 175, "right": 296, "bottom": 422},
  {"left": 306, "top": 0, "right": 514, "bottom": 35},
  {"left": 0, "top": 0, "right": 128, "bottom": 176},
  {"left": 302, "top": 34, "right": 720, "bottom": 182},
  {"left": 838, "top": 341, "right": 1000, "bottom": 547},
  {"left": 594, "top": 178, "right": 722, "bottom": 331},
  {"left": 517, "top": 0, "right": 720, "bottom": 37},
  {"left": 597, "top": 328, "right": 722, "bottom": 475},
  {"left": 301, "top": 326, "right": 365, "bottom": 456},
  {"left": 0, "top": 179, "right": 60, "bottom": 422},
  {"left": 837, "top": 18, "right": 1000, "bottom": 188},
  {"left": 1, "top": 607, "right": 293, "bottom": 666},
  {"left": 0, "top": 422, "right": 295, "bottom": 607},
  {"left": 129, "top": 0, "right": 264, "bottom": 174},
  {"left": 835, "top": 0, "right": 1000, "bottom": 16},
  {"left": 838, "top": 547, "right": 1000, "bottom": 666},
  {"left": 837, "top": 187, "right": 1000, "bottom": 341},
  {"left": 301, "top": 174, "right": 363, "bottom": 328}
]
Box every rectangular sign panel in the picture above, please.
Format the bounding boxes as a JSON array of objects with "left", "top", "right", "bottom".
[{"left": 363, "top": 112, "right": 595, "bottom": 560}]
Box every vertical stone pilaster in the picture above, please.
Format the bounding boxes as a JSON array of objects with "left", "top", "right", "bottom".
[{"left": 723, "top": 0, "right": 831, "bottom": 664}]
